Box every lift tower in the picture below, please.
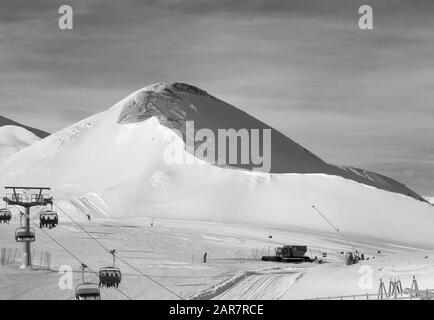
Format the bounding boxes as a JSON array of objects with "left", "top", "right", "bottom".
[{"left": 3, "top": 187, "right": 52, "bottom": 269}]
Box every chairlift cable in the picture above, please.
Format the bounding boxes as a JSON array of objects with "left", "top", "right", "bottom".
[
  {"left": 10, "top": 205, "right": 133, "bottom": 300},
  {"left": 66, "top": 269, "right": 238, "bottom": 279},
  {"left": 52, "top": 202, "right": 184, "bottom": 300},
  {"left": 29, "top": 218, "right": 133, "bottom": 300}
]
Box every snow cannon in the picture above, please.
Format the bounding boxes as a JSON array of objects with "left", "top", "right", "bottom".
[{"left": 345, "top": 251, "right": 363, "bottom": 265}]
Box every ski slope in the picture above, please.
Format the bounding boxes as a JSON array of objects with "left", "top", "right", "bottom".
[
  {"left": 212, "top": 268, "right": 303, "bottom": 300},
  {"left": 1, "top": 217, "right": 434, "bottom": 300}
]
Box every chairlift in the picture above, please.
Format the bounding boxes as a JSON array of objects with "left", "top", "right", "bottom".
[
  {"left": 75, "top": 283, "right": 101, "bottom": 300},
  {"left": 75, "top": 264, "right": 101, "bottom": 300},
  {"left": 99, "top": 249, "right": 122, "bottom": 288},
  {"left": 0, "top": 208, "right": 12, "bottom": 224},
  {"left": 15, "top": 227, "right": 35, "bottom": 242},
  {"left": 39, "top": 208, "right": 58, "bottom": 229}
]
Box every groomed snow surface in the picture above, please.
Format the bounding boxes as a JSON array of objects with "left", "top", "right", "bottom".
[{"left": 1, "top": 217, "right": 434, "bottom": 300}]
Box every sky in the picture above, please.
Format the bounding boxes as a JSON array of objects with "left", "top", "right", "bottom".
[{"left": 0, "top": 0, "right": 433, "bottom": 195}]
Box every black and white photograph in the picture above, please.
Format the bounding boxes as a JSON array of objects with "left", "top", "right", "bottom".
[{"left": 0, "top": 0, "right": 434, "bottom": 309}]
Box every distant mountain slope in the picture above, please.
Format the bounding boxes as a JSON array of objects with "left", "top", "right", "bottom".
[
  {"left": 0, "top": 116, "right": 49, "bottom": 160},
  {"left": 0, "top": 115, "right": 49, "bottom": 139},
  {"left": 0, "top": 125, "right": 41, "bottom": 159},
  {"left": 118, "top": 83, "right": 425, "bottom": 202},
  {"left": 0, "top": 85, "right": 424, "bottom": 201}
]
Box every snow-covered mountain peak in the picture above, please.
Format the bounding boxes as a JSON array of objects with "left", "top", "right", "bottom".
[
  {"left": 136, "top": 82, "right": 211, "bottom": 96},
  {"left": 117, "top": 82, "right": 214, "bottom": 125},
  {"left": 118, "top": 83, "right": 191, "bottom": 125},
  {"left": 111, "top": 83, "right": 426, "bottom": 201}
]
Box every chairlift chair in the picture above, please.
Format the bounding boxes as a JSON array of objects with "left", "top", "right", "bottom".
[
  {"left": 39, "top": 209, "right": 58, "bottom": 229},
  {"left": 75, "top": 283, "right": 101, "bottom": 300},
  {"left": 15, "top": 227, "right": 35, "bottom": 242},
  {"left": 99, "top": 267, "right": 122, "bottom": 287},
  {"left": 0, "top": 208, "right": 12, "bottom": 224},
  {"left": 75, "top": 263, "right": 101, "bottom": 300},
  {"left": 99, "top": 249, "right": 122, "bottom": 288}
]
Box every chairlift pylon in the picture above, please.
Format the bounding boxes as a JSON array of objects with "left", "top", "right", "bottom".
[{"left": 3, "top": 186, "right": 53, "bottom": 269}]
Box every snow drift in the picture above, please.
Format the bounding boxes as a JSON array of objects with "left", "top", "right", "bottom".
[{"left": 0, "top": 83, "right": 433, "bottom": 249}]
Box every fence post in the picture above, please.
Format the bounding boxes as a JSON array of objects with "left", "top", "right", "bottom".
[
  {"left": 13, "top": 248, "right": 17, "bottom": 264},
  {"left": 0, "top": 248, "right": 5, "bottom": 265},
  {"left": 7, "top": 248, "right": 11, "bottom": 264}
]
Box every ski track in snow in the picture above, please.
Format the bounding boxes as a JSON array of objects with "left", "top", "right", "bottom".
[
  {"left": 212, "top": 269, "right": 303, "bottom": 300},
  {"left": 190, "top": 265, "right": 305, "bottom": 300}
]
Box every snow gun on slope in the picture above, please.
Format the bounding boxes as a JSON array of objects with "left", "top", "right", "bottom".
[{"left": 311, "top": 205, "right": 363, "bottom": 265}]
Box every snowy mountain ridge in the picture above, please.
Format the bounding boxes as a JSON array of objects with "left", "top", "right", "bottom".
[
  {"left": 425, "top": 197, "right": 434, "bottom": 205},
  {"left": 0, "top": 116, "right": 50, "bottom": 160},
  {"left": 0, "top": 83, "right": 433, "bottom": 249},
  {"left": 0, "top": 115, "right": 49, "bottom": 139},
  {"left": 114, "top": 83, "right": 425, "bottom": 201}
]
